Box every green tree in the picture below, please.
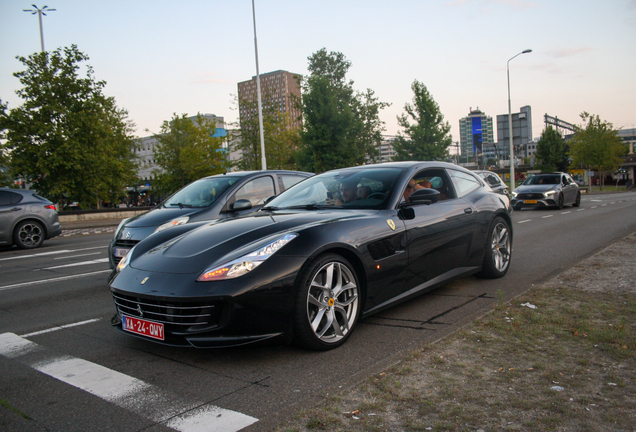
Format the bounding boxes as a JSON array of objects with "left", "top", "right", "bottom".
[
  {"left": 568, "top": 112, "right": 627, "bottom": 190},
  {"left": 0, "top": 100, "right": 13, "bottom": 187},
  {"left": 0, "top": 45, "right": 138, "bottom": 207},
  {"left": 535, "top": 126, "right": 568, "bottom": 172},
  {"left": 152, "top": 113, "right": 230, "bottom": 196},
  {"left": 392, "top": 80, "right": 451, "bottom": 161},
  {"left": 232, "top": 94, "right": 300, "bottom": 171},
  {"left": 298, "top": 48, "right": 387, "bottom": 173}
]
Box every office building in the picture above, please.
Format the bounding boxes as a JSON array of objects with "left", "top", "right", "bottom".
[
  {"left": 237, "top": 70, "right": 303, "bottom": 131},
  {"left": 459, "top": 108, "right": 495, "bottom": 162},
  {"left": 497, "top": 105, "right": 533, "bottom": 158}
]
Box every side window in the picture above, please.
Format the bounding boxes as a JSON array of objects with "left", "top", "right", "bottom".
[
  {"left": 0, "top": 191, "right": 22, "bottom": 206},
  {"left": 279, "top": 175, "right": 305, "bottom": 192},
  {"left": 449, "top": 169, "right": 481, "bottom": 198},
  {"left": 486, "top": 174, "right": 500, "bottom": 187},
  {"left": 233, "top": 176, "right": 276, "bottom": 206},
  {"left": 403, "top": 169, "right": 455, "bottom": 203}
]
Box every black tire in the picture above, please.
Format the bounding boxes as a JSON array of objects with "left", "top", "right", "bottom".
[
  {"left": 13, "top": 220, "right": 45, "bottom": 249},
  {"left": 556, "top": 193, "right": 564, "bottom": 209},
  {"left": 476, "top": 217, "right": 512, "bottom": 279},
  {"left": 573, "top": 191, "right": 581, "bottom": 207},
  {"left": 293, "top": 253, "right": 361, "bottom": 350}
]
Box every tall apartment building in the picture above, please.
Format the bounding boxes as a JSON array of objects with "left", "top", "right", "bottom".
[
  {"left": 459, "top": 108, "right": 495, "bottom": 161},
  {"left": 377, "top": 136, "right": 397, "bottom": 162},
  {"left": 497, "top": 105, "right": 533, "bottom": 158},
  {"left": 237, "top": 70, "right": 303, "bottom": 131}
]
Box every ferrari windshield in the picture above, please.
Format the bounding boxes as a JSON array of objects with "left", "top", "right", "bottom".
[
  {"left": 264, "top": 168, "right": 404, "bottom": 210},
  {"left": 163, "top": 177, "right": 240, "bottom": 208}
]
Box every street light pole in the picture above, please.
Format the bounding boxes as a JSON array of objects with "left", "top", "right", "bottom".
[
  {"left": 251, "top": 0, "right": 267, "bottom": 170},
  {"left": 507, "top": 49, "right": 532, "bottom": 192},
  {"left": 23, "top": 5, "right": 56, "bottom": 53}
]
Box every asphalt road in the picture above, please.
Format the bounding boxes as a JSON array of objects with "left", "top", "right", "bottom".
[{"left": 1, "top": 192, "right": 635, "bottom": 432}]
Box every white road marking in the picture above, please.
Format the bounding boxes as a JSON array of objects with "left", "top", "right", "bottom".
[
  {"left": 591, "top": 206, "right": 598, "bottom": 208},
  {"left": 561, "top": 211, "right": 571, "bottom": 214},
  {"left": 0, "top": 333, "right": 258, "bottom": 431},
  {"left": 542, "top": 215, "right": 553, "bottom": 219},
  {"left": 0, "top": 270, "right": 112, "bottom": 291},
  {"left": 0, "top": 246, "right": 107, "bottom": 262},
  {"left": 518, "top": 220, "right": 532, "bottom": 224},
  {"left": 54, "top": 252, "right": 103, "bottom": 260},
  {"left": 44, "top": 258, "right": 109, "bottom": 269},
  {"left": 21, "top": 319, "right": 102, "bottom": 338},
  {"left": 577, "top": 209, "right": 585, "bottom": 211}
]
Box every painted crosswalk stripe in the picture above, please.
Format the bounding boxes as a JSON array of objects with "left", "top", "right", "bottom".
[{"left": 0, "top": 333, "right": 257, "bottom": 431}]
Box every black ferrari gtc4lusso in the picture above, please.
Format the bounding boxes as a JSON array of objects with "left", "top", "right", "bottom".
[{"left": 109, "top": 162, "right": 513, "bottom": 350}]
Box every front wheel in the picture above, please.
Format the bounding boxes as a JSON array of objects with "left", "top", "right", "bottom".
[
  {"left": 573, "top": 191, "right": 581, "bottom": 207},
  {"left": 293, "top": 254, "right": 361, "bottom": 350},
  {"left": 476, "top": 217, "right": 512, "bottom": 279},
  {"left": 556, "top": 193, "right": 564, "bottom": 209}
]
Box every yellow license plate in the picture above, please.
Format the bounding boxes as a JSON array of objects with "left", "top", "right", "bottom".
[{"left": 524, "top": 200, "right": 537, "bottom": 204}]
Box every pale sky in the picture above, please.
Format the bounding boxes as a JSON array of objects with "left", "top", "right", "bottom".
[{"left": 2, "top": 0, "right": 635, "bottom": 147}]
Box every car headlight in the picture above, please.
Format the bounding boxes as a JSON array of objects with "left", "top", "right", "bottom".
[
  {"left": 154, "top": 216, "right": 190, "bottom": 233},
  {"left": 116, "top": 245, "right": 136, "bottom": 272},
  {"left": 544, "top": 190, "right": 556, "bottom": 197},
  {"left": 197, "top": 233, "right": 298, "bottom": 282},
  {"left": 511, "top": 191, "right": 518, "bottom": 198}
]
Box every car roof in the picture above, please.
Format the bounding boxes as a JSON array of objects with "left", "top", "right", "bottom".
[{"left": 201, "top": 170, "right": 313, "bottom": 180}]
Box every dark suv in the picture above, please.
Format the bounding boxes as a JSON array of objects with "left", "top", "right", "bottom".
[
  {"left": 108, "top": 170, "right": 312, "bottom": 268},
  {"left": 0, "top": 188, "right": 61, "bottom": 249}
]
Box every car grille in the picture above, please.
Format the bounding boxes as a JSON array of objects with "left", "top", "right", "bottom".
[
  {"left": 112, "top": 239, "right": 140, "bottom": 265},
  {"left": 112, "top": 291, "right": 224, "bottom": 333},
  {"left": 517, "top": 193, "right": 544, "bottom": 200}
]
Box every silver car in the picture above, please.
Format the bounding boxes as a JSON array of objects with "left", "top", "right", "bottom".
[
  {"left": 511, "top": 173, "right": 581, "bottom": 210},
  {"left": 0, "top": 188, "right": 62, "bottom": 249}
]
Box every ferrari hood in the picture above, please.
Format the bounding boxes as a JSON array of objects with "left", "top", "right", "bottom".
[{"left": 129, "top": 210, "right": 371, "bottom": 274}]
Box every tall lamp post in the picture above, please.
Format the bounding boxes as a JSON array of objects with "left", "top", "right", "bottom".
[
  {"left": 251, "top": 0, "right": 267, "bottom": 170},
  {"left": 507, "top": 49, "right": 532, "bottom": 192},
  {"left": 23, "top": 5, "right": 56, "bottom": 53}
]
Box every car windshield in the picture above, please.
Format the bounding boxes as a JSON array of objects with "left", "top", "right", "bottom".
[
  {"left": 163, "top": 177, "right": 240, "bottom": 208},
  {"left": 263, "top": 168, "right": 404, "bottom": 210},
  {"left": 523, "top": 175, "right": 560, "bottom": 185}
]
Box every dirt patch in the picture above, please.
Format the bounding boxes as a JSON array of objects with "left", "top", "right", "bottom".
[{"left": 278, "top": 233, "right": 636, "bottom": 432}]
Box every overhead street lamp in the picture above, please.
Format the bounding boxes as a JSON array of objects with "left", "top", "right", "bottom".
[
  {"left": 23, "top": 4, "right": 56, "bottom": 53},
  {"left": 507, "top": 48, "right": 532, "bottom": 193},
  {"left": 251, "top": 0, "right": 267, "bottom": 170}
]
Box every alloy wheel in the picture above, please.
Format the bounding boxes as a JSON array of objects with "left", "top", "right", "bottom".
[
  {"left": 306, "top": 261, "right": 359, "bottom": 345},
  {"left": 18, "top": 223, "right": 43, "bottom": 248},
  {"left": 490, "top": 221, "right": 511, "bottom": 273}
]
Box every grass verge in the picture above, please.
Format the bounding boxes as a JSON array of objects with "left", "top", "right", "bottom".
[{"left": 277, "top": 235, "right": 636, "bottom": 432}]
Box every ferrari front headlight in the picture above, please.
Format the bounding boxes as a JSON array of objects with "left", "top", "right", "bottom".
[
  {"left": 116, "top": 245, "right": 136, "bottom": 272},
  {"left": 197, "top": 233, "right": 298, "bottom": 282}
]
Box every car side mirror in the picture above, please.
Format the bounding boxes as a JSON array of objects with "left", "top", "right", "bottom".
[
  {"left": 230, "top": 199, "right": 252, "bottom": 212},
  {"left": 409, "top": 188, "right": 440, "bottom": 205}
]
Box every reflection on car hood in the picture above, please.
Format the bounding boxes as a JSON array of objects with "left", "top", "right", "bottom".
[
  {"left": 129, "top": 210, "right": 371, "bottom": 274},
  {"left": 124, "top": 207, "right": 199, "bottom": 228},
  {"left": 515, "top": 184, "right": 558, "bottom": 193}
]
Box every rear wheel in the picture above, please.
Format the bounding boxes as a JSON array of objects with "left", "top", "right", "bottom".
[
  {"left": 477, "top": 217, "right": 512, "bottom": 279},
  {"left": 13, "top": 220, "right": 45, "bottom": 249},
  {"left": 573, "top": 191, "right": 581, "bottom": 207},
  {"left": 293, "top": 254, "right": 361, "bottom": 350}
]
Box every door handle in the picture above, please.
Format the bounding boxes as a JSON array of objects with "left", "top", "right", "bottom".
[{"left": 464, "top": 208, "right": 473, "bottom": 214}]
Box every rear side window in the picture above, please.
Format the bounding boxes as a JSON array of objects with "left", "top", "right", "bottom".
[
  {"left": 484, "top": 173, "right": 501, "bottom": 187},
  {"left": 449, "top": 170, "right": 481, "bottom": 198},
  {"left": 0, "top": 191, "right": 23, "bottom": 206}
]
